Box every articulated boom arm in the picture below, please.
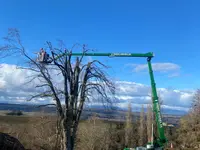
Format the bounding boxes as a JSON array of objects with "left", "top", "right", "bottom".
[{"left": 55, "top": 52, "right": 154, "bottom": 59}]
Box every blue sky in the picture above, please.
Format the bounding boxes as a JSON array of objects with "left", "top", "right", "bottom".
[{"left": 0, "top": 0, "right": 199, "bottom": 111}]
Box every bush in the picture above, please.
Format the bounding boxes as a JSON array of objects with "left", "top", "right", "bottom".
[{"left": 6, "top": 110, "right": 24, "bottom": 116}]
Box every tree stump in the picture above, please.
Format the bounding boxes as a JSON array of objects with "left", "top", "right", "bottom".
[{"left": 0, "top": 132, "right": 26, "bottom": 150}]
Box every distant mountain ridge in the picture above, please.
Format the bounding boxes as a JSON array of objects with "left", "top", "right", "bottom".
[
  {"left": 0, "top": 103, "right": 56, "bottom": 113},
  {"left": 0, "top": 103, "right": 187, "bottom": 115},
  {"left": 0, "top": 103, "right": 185, "bottom": 126}
]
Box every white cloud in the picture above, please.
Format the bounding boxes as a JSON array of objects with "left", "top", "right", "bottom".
[
  {"left": 129, "top": 63, "right": 180, "bottom": 73},
  {"left": 0, "top": 63, "right": 194, "bottom": 113},
  {"left": 0, "top": 63, "right": 61, "bottom": 104},
  {"left": 115, "top": 81, "right": 194, "bottom": 111}
]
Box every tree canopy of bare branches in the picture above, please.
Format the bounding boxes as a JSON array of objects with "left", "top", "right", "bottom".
[{"left": 1, "top": 28, "right": 116, "bottom": 150}]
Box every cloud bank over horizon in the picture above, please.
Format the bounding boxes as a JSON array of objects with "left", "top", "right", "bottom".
[{"left": 0, "top": 63, "right": 194, "bottom": 112}]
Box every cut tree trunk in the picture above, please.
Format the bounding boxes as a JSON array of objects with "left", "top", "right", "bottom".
[{"left": 61, "top": 119, "right": 75, "bottom": 150}]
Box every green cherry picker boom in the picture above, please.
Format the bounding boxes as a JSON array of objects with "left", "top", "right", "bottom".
[{"left": 36, "top": 50, "right": 167, "bottom": 150}]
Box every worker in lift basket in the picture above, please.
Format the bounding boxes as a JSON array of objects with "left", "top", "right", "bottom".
[{"left": 38, "top": 48, "right": 48, "bottom": 62}]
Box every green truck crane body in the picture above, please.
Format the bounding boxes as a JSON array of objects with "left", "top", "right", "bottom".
[
  {"left": 51, "top": 52, "right": 167, "bottom": 149},
  {"left": 147, "top": 57, "right": 167, "bottom": 148}
]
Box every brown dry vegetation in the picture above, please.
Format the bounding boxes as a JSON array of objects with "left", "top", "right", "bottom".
[
  {"left": 0, "top": 106, "right": 199, "bottom": 150},
  {"left": 0, "top": 115, "right": 58, "bottom": 150},
  {"left": 0, "top": 113, "right": 177, "bottom": 150},
  {"left": 0, "top": 114, "right": 127, "bottom": 150}
]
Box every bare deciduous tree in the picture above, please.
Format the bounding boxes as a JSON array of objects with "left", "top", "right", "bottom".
[
  {"left": 1, "top": 28, "right": 115, "bottom": 150},
  {"left": 138, "top": 105, "right": 147, "bottom": 146},
  {"left": 192, "top": 89, "right": 200, "bottom": 114},
  {"left": 124, "top": 102, "right": 135, "bottom": 148},
  {"left": 176, "top": 89, "right": 200, "bottom": 148},
  {"left": 146, "top": 104, "right": 152, "bottom": 144}
]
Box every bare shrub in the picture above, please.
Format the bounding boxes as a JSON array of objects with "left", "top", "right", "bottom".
[{"left": 76, "top": 114, "right": 110, "bottom": 150}]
